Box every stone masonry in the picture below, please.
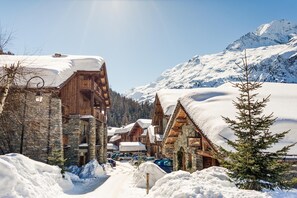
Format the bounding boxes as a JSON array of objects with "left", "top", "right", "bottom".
[
  {"left": 173, "top": 120, "right": 203, "bottom": 172},
  {"left": 0, "top": 91, "right": 63, "bottom": 164},
  {"left": 63, "top": 115, "right": 81, "bottom": 166}
]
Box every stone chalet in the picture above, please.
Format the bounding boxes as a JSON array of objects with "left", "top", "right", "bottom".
[
  {"left": 162, "top": 83, "right": 297, "bottom": 172},
  {"left": 0, "top": 54, "right": 110, "bottom": 166},
  {"left": 150, "top": 89, "right": 194, "bottom": 158}
]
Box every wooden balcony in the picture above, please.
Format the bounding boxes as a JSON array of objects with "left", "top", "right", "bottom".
[
  {"left": 94, "top": 108, "right": 106, "bottom": 123},
  {"left": 80, "top": 80, "right": 103, "bottom": 96},
  {"left": 79, "top": 108, "right": 106, "bottom": 123},
  {"left": 81, "top": 80, "right": 92, "bottom": 90},
  {"left": 94, "top": 82, "right": 102, "bottom": 96}
]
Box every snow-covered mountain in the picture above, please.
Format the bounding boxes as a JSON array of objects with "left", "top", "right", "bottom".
[{"left": 126, "top": 19, "right": 297, "bottom": 103}]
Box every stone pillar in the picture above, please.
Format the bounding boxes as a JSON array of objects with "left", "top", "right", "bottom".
[
  {"left": 49, "top": 98, "right": 63, "bottom": 154},
  {"left": 103, "top": 123, "right": 107, "bottom": 163},
  {"left": 98, "top": 122, "right": 105, "bottom": 163},
  {"left": 64, "top": 115, "right": 81, "bottom": 166},
  {"left": 88, "top": 116, "right": 96, "bottom": 161}
]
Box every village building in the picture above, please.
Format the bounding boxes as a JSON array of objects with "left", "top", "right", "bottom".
[
  {"left": 146, "top": 125, "right": 163, "bottom": 157},
  {"left": 150, "top": 89, "right": 194, "bottom": 158},
  {"left": 111, "top": 123, "right": 134, "bottom": 143},
  {"left": 128, "top": 119, "right": 151, "bottom": 142},
  {"left": 162, "top": 83, "right": 297, "bottom": 172},
  {"left": 0, "top": 54, "right": 110, "bottom": 166}
]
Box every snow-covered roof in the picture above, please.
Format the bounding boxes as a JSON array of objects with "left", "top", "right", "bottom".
[
  {"left": 109, "top": 134, "right": 121, "bottom": 142},
  {"left": 147, "top": 125, "right": 163, "bottom": 143},
  {"left": 0, "top": 54, "right": 105, "bottom": 88},
  {"left": 119, "top": 142, "right": 146, "bottom": 152},
  {"left": 107, "top": 143, "right": 119, "bottom": 151},
  {"left": 114, "top": 123, "right": 135, "bottom": 134},
  {"left": 136, "top": 119, "right": 152, "bottom": 129},
  {"left": 107, "top": 127, "right": 120, "bottom": 137},
  {"left": 148, "top": 125, "right": 156, "bottom": 144},
  {"left": 80, "top": 115, "right": 95, "bottom": 119},
  {"left": 79, "top": 143, "right": 88, "bottom": 147},
  {"left": 141, "top": 129, "right": 147, "bottom": 137},
  {"left": 157, "top": 89, "right": 197, "bottom": 116},
  {"left": 178, "top": 82, "right": 297, "bottom": 154}
]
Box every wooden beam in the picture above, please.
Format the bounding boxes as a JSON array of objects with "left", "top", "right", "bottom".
[
  {"left": 176, "top": 117, "right": 187, "bottom": 123},
  {"left": 197, "top": 150, "right": 213, "bottom": 158}
]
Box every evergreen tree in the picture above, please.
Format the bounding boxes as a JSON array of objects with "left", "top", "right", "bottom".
[
  {"left": 107, "top": 89, "right": 153, "bottom": 127},
  {"left": 48, "top": 149, "right": 66, "bottom": 178},
  {"left": 220, "top": 54, "right": 296, "bottom": 191}
]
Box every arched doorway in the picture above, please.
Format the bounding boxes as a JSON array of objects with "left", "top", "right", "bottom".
[{"left": 177, "top": 147, "right": 186, "bottom": 170}]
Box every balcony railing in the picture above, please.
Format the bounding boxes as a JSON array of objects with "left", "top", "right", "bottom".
[
  {"left": 80, "top": 80, "right": 103, "bottom": 96},
  {"left": 94, "top": 109, "right": 106, "bottom": 123}
]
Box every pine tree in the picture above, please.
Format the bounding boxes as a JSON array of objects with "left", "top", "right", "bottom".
[
  {"left": 48, "top": 149, "right": 66, "bottom": 177},
  {"left": 220, "top": 53, "right": 296, "bottom": 191}
]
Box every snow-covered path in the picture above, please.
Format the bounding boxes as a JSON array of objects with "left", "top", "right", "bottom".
[{"left": 61, "top": 161, "right": 146, "bottom": 198}]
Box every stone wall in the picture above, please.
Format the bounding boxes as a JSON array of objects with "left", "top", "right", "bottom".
[
  {"left": 63, "top": 115, "right": 81, "bottom": 166},
  {"left": 173, "top": 120, "right": 203, "bottom": 172},
  {"left": 96, "top": 121, "right": 106, "bottom": 163},
  {"left": 0, "top": 91, "right": 63, "bottom": 164}
]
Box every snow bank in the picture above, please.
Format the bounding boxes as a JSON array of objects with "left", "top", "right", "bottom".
[
  {"left": 0, "top": 153, "right": 73, "bottom": 198},
  {"left": 148, "top": 166, "right": 270, "bottom": 198},
  {"left": 133, "top": 162, "right": 166, "bottom": 188},
  {"left": 78, "top": 159, "right": 105, "bottom": 179}
]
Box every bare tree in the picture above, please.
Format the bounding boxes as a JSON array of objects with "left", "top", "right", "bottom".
[
  {"left": 0, "top": 62, "right": 23, "bottom": 114},
  {"left": 0, "top": 26, "right": 22, "bottom": 114},
  {"left": 0, "top": 26, "right": 13, "bottom": 55}
]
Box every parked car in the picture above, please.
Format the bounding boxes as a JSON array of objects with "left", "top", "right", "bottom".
[
  {"left": 145, "top": 157, "right": 155, "bottom": 162},
  {"left": 154, "top": 158, "right": 173, "bottom": 173},
  {"left": 111, "top": 152, "right": 120, "bottom": 160},
  {"left": 131, "top": 155, "right": 146, "bottom": 166},
  {"left": 118, "top": 153, "right": 133, "bottom": 161},
  {"left": 107, "top": 158, "right": 116, "bottom": 167}
]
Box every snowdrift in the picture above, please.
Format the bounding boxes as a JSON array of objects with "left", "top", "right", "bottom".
[
  {"left": 0, "top": 153, "right": 73, "bottom": 198},
  {"left": 67, "top": 159, "right": 106, "bottom": 179},
  {"left": 147, "top": 166, "right": 297, "bottom": 198},
  {"left": 133, "top": 162, "right": 166, "bottom": 188}
]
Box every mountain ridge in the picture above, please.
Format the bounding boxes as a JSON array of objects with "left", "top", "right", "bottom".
[{"left": 126, "top": 19, "right": 297, "bottom": 103}]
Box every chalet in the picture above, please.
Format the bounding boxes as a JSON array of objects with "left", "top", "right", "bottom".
[
  {"left": 111, "top": 123, "right": 135, "bottom": 144},
  {"left": 0, "top": 54, "right": 110, "bottom": 166},
  {"left": 151, "top": 89, "right": 194, "bottom": 158},
  {"left": 128, "top": 119, "right": 151, "bottom": 143},
  {"left": 162, "top": 83, "right": 297, "bottom": 172}
]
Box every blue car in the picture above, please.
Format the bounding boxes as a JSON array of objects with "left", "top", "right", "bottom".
[{"left": 154, "top": 158, "right": 173, "bottom": 173}]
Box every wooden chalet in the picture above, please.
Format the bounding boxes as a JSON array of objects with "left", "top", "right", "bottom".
[
  {"left": 162, "top": 83, "right": 297, "bottom": 172},
  {"left": 128, "top": 119, "right": 151, "bottom": 142},
  {"left": 150, "top": 89, "right": 194, "bottom": 158},
  {"left": 61, "top": 63, "right": 111, "bottom": 166},
  {"left": 0, "top": 54, "right": 111, "bottom": 166}
]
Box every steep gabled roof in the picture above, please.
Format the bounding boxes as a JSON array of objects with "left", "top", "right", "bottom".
[
  {"left": 114, "top": 123, "right": 135, "bottom": 134},
  {"left": 163, "top": 82, "right": 297, "bottom": 155}
]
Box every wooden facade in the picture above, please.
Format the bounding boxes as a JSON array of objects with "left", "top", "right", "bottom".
[
  {"left": 60, "top": 63, "right": 110, "bottom": 121},
  {"left": 129, "top": 122, "right": 143, "bottom": 142},
  {"left": 61, "top": 63, "right": 111, "bottom": 166},
  {"left": 149, "top": 95, "right": 170, "bottom": 158}
]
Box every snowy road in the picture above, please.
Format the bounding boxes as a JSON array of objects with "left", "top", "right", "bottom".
[{"left": 61, "top": 161, "right": 146, "bottom": 198}]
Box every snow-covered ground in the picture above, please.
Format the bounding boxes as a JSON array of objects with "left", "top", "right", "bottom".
[{"left": 1, "top": 154, "right": 297, "bottom": 198}]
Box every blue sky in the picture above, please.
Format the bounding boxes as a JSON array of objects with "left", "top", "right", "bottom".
[{"left": 1, "top": 0, "right": 297, "bottom": 93}]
